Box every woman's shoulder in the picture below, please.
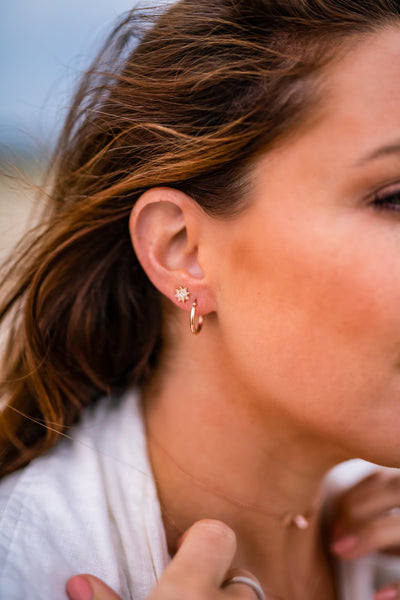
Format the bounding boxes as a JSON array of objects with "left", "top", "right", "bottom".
[
  {"left": 0, "top": 389, "right": 166, "bottom": 600},
  {"left": 0, "top": 390, "right": 141, "bottom": 516}
]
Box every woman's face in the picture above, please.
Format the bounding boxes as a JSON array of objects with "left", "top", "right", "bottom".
[{"left": 209, "top": 27, "right": 400, "bottom": 466}]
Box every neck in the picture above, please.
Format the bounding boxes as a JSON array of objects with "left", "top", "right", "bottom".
[{"left": 142, "top": 332, "right": 346, "bottom": 599}]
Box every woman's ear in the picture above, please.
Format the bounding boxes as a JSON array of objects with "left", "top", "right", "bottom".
[{"left": 129, "top": 187, "right": 215, "bottom": 315}]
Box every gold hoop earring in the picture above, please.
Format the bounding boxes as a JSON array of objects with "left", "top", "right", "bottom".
[{"left": 190, "top": 300, "right": 203, "bottom": 335}]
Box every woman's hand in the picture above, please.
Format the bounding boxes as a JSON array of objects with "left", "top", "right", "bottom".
[
  {"left": 66, "top": 519, "right": 265, "bottom": 600},
  {"left": 330, "top": 471, "right": 400, "bottom": 600}
]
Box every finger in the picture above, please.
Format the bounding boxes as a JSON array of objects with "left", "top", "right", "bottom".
[
  {"left": 375, "top": 582, "right": 400, "bottom": 600},
  {"left": 333, "top": 472, "right": 380, "bottom": 525},
  {"left": 333, "top": 472, "right": 400, "bottom": 532},
  {"left": 66, "top": 574, "right": 122, "bottom": 600},
  {"left": 159, "top": 519, "right": 237, "bottom": 591},
  {"left": 331, "top": 512, "right": 400, "bottom": 559}
]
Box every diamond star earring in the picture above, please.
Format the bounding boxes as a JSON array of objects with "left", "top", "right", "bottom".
[{"left": 175, "top": 286, "right": 190, "bottom": 303}]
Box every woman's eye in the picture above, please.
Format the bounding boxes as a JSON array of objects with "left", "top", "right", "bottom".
[{"left": 372, "top": 185, "right": 400, "bottom": 211}]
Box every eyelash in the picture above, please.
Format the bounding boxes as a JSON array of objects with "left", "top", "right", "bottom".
[{"left": 371, "top": 184, "right": 400, "bottom": 212}]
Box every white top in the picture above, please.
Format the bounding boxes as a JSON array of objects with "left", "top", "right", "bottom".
[
  {"left": 0, "top": 390, "right": 399, "bottom": 599},
  {"left": 0, "top": 391, "right": 169, "bottom": 600}
]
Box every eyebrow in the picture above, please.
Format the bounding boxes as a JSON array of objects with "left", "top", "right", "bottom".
[{"left": 353, "top": 142, "right": 400, "bottom": 167}]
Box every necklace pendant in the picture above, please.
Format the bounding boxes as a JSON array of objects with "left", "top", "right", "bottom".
[
  {"left": 282, "top": 512, "right": 310, "bottom": 529},
  {"left": 292, "top": 514, "right": 309, "bottom": 529}
]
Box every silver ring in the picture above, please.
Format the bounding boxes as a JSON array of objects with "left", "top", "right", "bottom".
[{"left": 222, "top": 575, "right": 266, "bottom": 600}]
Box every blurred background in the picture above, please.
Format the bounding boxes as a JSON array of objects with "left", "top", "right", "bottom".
[{"left": 0, "top": 0, "right": 137, "bottom": 260}]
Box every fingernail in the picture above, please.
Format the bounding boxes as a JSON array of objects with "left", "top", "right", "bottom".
[
  {"left": 331, "top": 534, "right": 358, "bottom": 554},
  {"left": 66, "top": 576, "right": 93, "bottom": 600},
  {"left": 375, "top": 588, "right": 397, "bottom": 600}
]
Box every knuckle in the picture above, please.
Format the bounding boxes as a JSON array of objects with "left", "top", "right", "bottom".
[
  {"left": 363, "top": 518, "right": 397, "bottom": 549},
  {"left": 373, "top": 470, "right": 395, "bottom": 489},
  {"left": 370, "top": 470, "right": 385, "bottom": 482},
  {"left": 387, "top": 475, "right": 400, "bottom": 492}
]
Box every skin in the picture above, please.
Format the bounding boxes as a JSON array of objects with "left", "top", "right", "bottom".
[
  {"left": 207, "top": 26, "right": 400, "bottom": 470},
  {"left": 67, "top": 26, "right": 400, "bottom": 600}
]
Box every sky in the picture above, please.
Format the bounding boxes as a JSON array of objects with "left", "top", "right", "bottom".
[{"left": 0, "top": 0, "right": 139, "bottom": 157}]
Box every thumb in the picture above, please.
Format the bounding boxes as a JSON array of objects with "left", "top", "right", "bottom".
[
  {"left": 66, "top": 574, "right": 122, "bottom": 600},
  {"left": 162, "top": 519, "right": 237, "bottom": 589}
]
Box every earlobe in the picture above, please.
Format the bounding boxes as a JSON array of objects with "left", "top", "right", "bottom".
[{"left": 129, "top": 187, "right": 215, "bottom": 315}]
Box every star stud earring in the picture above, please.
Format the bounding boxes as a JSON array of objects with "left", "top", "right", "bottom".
[{"left": 175, "top": 286, "right": 190, "bottom": 303}]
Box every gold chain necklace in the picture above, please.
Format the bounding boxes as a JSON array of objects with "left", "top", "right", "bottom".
[
  {"left": 148, "top": 428, "right": 321, "bottom": 529},
  {"left": 159, "top": 503, "right": 337, "bottom": 600},
  {"left": 148, "top": 431, "right": 338, "bottom": 600}
]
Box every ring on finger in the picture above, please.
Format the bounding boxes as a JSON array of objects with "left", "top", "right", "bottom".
[{"left": 222, "top": 575, "right": 266, "bottom": 600}]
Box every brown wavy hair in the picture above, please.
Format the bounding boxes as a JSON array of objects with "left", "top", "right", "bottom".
[{"left": 1, "top": 0, "right": 399, "bottom": 477}]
